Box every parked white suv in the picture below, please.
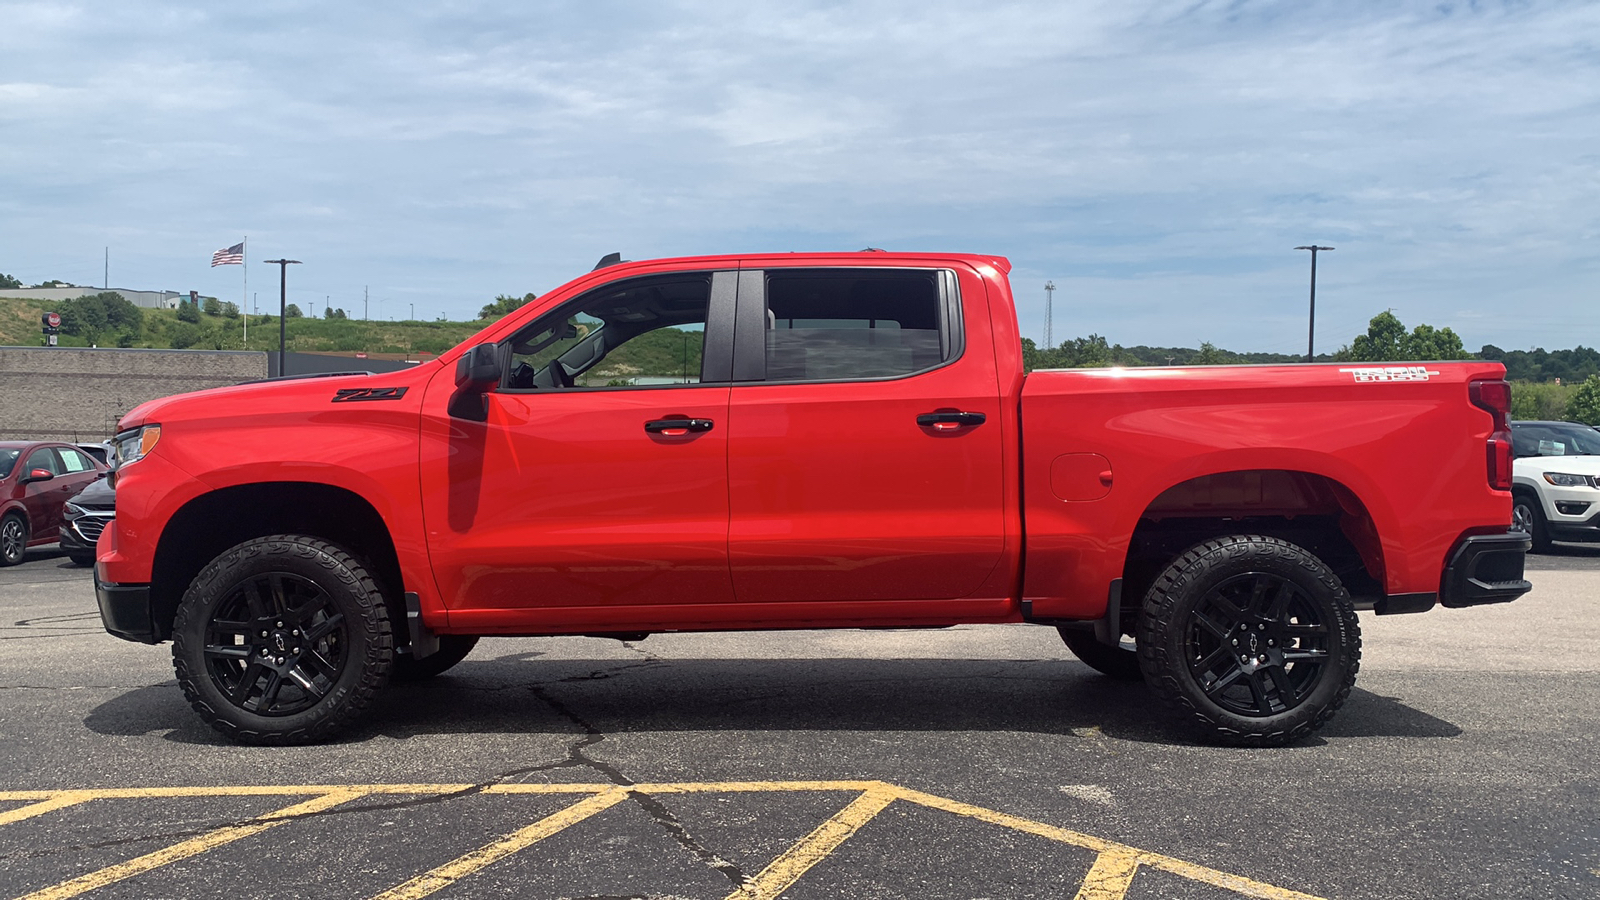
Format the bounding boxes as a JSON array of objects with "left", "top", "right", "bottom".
[{"left": 1510, "top": 420, "right": 1600, "bottom": 551}]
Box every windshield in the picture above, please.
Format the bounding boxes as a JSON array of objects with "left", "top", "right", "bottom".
[
  {"left": 0, "top": 449, "right": 17, "bottom": 479},
  {"left": 1512, "top": 423, "right": 1600, "bottom": 458}
]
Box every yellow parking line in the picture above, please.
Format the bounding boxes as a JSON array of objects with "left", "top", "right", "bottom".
[
  {"left": 369, "top": 788, "right": 630, "bottom": 900},
  {"left": 14, "top": 790, "right": 361, "bottom": 900},
  {"left": 1073, "top": 848, "right": 1141, "bottom": 900},
  {"left": 724, "top": 786, "right": 898, "bottom": 900},
  {"left": 0, "top": 784, "right": 470, "bottom": 802},
  {"left": 0, "top": 793, "right": 94, "bottom": 827},
  {"left": 891, "top": 785, "right": 1323, "bottom": 900}
]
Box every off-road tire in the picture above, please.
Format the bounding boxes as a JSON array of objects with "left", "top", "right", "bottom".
[
  {"left": 1138, "top": 534, "right": 1361, "bottom": 746},
  {"left": 392, "top": 635, "right": 479, "bottom": 681},
  {"left": 1511, "top": 491, "right": 1552, "bottom": 553},
  {"left": 1057, "top": 627, "right": 1142, "bottom": 681},
  {"left": 171, "top": 535, "right": 393, "bottom": 745},
  {"left": 0, "top": 514, "right": 27, "bottom": 566}
]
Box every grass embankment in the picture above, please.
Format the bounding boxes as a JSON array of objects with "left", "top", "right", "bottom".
[{"left": 0, "top": 295, "right": 488, "bottom": 356}]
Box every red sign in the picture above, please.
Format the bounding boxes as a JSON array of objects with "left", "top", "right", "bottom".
[
  {"left": 43, "top": 312, "right": 61, "bottom": 328},
  {"left": 355, "top": 352, "right": 368, "bottom": 359}
]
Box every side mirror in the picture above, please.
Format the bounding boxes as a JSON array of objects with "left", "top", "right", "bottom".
[
  {"left": 454, "top": 343, "right": 502, "bottom": 392},
  {"left": 21, "top": 468, "right": 54, "bottom": 484},
  {"left": 450, "top": 343, "right": 501, "bottom": 422}
]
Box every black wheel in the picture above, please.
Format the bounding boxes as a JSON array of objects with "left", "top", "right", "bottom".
[
  {"left": 1057, "top": 627, "right": 1142, "bottom": 681},
  {"left": 392, "top": 635, "right": 479, "bottom": 681},
  {"left": 171, "top": 535, "right": 394, "bottom": 745},
  {"left": 0, "top": 514, "right": 26, "bottom": 566},
  {"left": 1138, "top": 535, "right": 1361, "bottom": 746},
  {"left": 68, "top": 552, "right": 96, "bottom": 568},
  {"left": 1511, "top": 492, "right": 1552, "bottom": 553}
]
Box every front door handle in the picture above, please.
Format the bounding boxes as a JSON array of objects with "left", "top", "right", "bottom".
[
  {"left": 645, "top": 418, "right": 715, "bottom": 436},
  {"left": 916, "top": 411, "right": 986, "bottom": 431}
]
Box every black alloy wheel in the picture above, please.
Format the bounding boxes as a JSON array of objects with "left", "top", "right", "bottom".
[
  {"left": 172, "top": 535, "right": 392, "bottom": 744},
  {"left": 0, "top": 514, "right": 27, "bottom": 567},
  {"left": 1139, "top": 535, "right": 1361, "bottom": 745}
]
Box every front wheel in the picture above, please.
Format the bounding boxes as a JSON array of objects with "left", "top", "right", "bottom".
[
  {"left": 1, "top": 514, "right": 28, "bottom": 567},
  {"left": 171, "top": 535, "right": 394, "bottom": 745},
  {"left": 1138, "top": 535, "right": 1361, "bottom": 746},
  {"left": 1511, "top": 492, "right": 1552, "bottom": 553}
]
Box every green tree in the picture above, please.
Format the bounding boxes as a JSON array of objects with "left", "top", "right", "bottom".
[
  {"left": 285, "top": 303, "right": 304, "bottom": 318},
  {"left": 480, "top": 292, "right": 536, "bottom": 320},
  {"left": 1195, "top": 341, "right": 1224, "bottom": 365},
  {"left": 1344, "top": 311, "right": 1470, "bottom": 362},
  {"left": 1346, "top": 311, "right": 1407, "bottom": 361},
  {"left": 176, "top": 299, "right": 201, "bottom": 323},
  {"left": 221, "top": 301, "right": 240, "bottom": 319},
  {"left": 1510, "top": 381, "right": 1570, "bottom": 421},
  {"left": 1563, "top": 375, "right": 1600, "bottom": 425},
  {"left": 0, "top": 273, "right": 20, "bottom": 289},
  {"left": 202, "top": 297, "right": 223, "bottom": 316}
]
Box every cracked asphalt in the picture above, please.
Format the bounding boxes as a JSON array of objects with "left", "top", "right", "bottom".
[{"left": 2, "top": 544, "right": 1598, "bottom": 900}]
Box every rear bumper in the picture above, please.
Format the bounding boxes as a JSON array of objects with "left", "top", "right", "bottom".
[
  {"left": 1440, "top": 532, "right": 1532, "bottom": 608},
  {"left": 95, "top": 569, "right": 160, "bottom": 644}
]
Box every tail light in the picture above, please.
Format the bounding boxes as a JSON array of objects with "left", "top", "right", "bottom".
[{"left": 1469, "top": 379, "right": 1513, "bottom": 491}]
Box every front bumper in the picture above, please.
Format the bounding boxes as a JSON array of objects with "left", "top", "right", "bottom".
[
  {"left": 1440, "top": 532, "right": 1532, "bottom": 608},
  {"left": 95, "top": 569, "right": 160, "bottom": 644}
]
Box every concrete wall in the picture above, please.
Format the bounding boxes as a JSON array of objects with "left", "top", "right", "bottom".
[{"left": 0, "top": 346, "right": 267, "bottom": 441}]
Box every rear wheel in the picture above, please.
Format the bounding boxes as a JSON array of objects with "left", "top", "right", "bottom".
[
  {"left": 1511, "top": 492, "right": 1552, "bottom": 553},
  {"left": 1057, "top": 627, "right": 1142, "bottom": 681},
  {"left": 1138, "top": 535, "right": 1361, "bottom": 746},
  {"left": 0, "top": 514, "right": 27, "bottom": 566},
  {"left": 171, "top": 535, "right": 393, "bottom": 744},
  {"left": 392, "top": 635, "right": 479, "bottom": 681}
]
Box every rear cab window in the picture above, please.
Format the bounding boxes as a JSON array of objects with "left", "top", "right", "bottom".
[{"left": 756, "top": 269, "right": 961, "bottom": 383}]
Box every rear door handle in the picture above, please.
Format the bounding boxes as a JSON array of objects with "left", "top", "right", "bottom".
[
  {"left": 645, "top": 418, "right": 715, "bottom": 435},
  {"left": 916, "top": 411, "right": 986, "bottom": 431}
]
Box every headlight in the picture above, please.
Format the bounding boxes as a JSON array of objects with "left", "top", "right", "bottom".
[
  {"left": 63, "top": 502, "right": 85, "bottom": 518},
  {"left": 113, "top": 425, "right": 161, "bottom": 468},
  {"left": 1542, "top": 472, "right": 1595, "bottom": 487}
]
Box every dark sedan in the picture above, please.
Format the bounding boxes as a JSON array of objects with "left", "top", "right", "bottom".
[
  {"left": 59, "top": 474, "right": 114, "bottom": 567},
  {"left": 0, "top": 441, "right": 109, "bottom": 566}
]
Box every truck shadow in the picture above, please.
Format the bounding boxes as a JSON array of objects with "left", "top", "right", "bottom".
[{"left": 85, "top": 657, "right": 1461, "bottom": 747}]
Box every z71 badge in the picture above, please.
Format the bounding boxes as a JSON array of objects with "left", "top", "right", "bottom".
[
  {"left": 332, "top": 387, "right": 409, "bottom": 402},
  {"left": 1338, "top": 366, "right": 1440, "bottom": 383}
]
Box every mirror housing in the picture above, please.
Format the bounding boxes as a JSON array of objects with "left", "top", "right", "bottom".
[
  {"left": 21, "top": 468, "right": 54, "bottom": 484},
  {"left": 455, "top": 343, "right": 502, "bottom": 392}
]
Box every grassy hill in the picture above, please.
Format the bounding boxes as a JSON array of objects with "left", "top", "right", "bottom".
[{"left": 1, "top": 294, "right": 489, "bottom": 356}]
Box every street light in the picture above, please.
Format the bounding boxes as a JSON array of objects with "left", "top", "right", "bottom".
[
  {"left": 263, "top": 259, "right": 301, "bottom": 376},
  {"left": 1294, "top": 246, "right": 1333, "bottom": 362},
  {"left": 1044, "top": 281, "right": 1056, "bottom": 349}
]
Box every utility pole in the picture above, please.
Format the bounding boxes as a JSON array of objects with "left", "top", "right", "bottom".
[
  {"left": 364, "top": 286, "right": 369, "bottom": 321},
  {"left": 104, "top": 247, "right": 108, "bottom": 289},
  {"left": 410, "top": 302, "right": 414, "bottom": 321},
  {"left": 264, "top": 258, "right": 302, "bottom": 377},
  {"left": 1044, "top": 281, "right": 1056, "bottom": 349},
  {"left": 1294, "top": 246, "right": 1334, "bottom": 362}
]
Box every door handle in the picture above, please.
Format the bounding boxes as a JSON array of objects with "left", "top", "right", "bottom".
[
  {"left": 645, "top": 418, "right": 714, "bottom": 436},
  {"left": 916, "top": 411, "right": 986, "bottom": 431}
]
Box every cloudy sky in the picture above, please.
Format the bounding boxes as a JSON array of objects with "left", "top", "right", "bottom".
[{"left": 2, "top": 0, "right": 1596, "bottom": 355}]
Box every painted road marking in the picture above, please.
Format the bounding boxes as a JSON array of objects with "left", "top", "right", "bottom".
[
  {"left": 13, "top": 789, "right": 361, "bottom": 900},
  {"left": 0, "top": 782, "right": 1324, "bottom": 900}
]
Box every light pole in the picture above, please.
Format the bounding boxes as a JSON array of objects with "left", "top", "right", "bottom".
[
  {"left": 263, "top": 259, "right": 301, "bottom": 376},
  {"left": 1294, "top": 246, "right": 1333, "bottom": 362},
  {"left": 1044, "top": 281, "right": 1055, "bottom": 349}
]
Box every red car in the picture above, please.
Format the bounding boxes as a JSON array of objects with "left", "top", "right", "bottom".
[{"left": 0, "top": 441, "right": 109, "bottom": 566}]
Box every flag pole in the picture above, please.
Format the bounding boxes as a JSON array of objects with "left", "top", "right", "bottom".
[{"left": 242, "top": 237, "right": 248, "bottom": 348}]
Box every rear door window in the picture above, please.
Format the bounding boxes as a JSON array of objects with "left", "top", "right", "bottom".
[{"left": 759, "top": 270, "right": 954, "bottom": 382}]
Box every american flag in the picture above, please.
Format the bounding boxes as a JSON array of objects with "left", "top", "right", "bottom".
[{"left": 211, "top": 242, "right": 244, "bottom": 266}]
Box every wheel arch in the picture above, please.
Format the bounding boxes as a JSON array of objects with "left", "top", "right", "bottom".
[
  {"left": 1122, "top": 468, "right": 1388, "bottom": 613},
  {"left": 149, "top": 482, "right": 405, "bottom": 642}
]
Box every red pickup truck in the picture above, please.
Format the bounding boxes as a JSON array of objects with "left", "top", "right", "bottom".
[{"left": 95, "top": 251, "right": 1530, "bottom": 746}]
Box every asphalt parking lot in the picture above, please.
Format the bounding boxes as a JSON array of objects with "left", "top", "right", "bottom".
[{"left": 1, "top": 545, "right": 1596, "bottom": 900}]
